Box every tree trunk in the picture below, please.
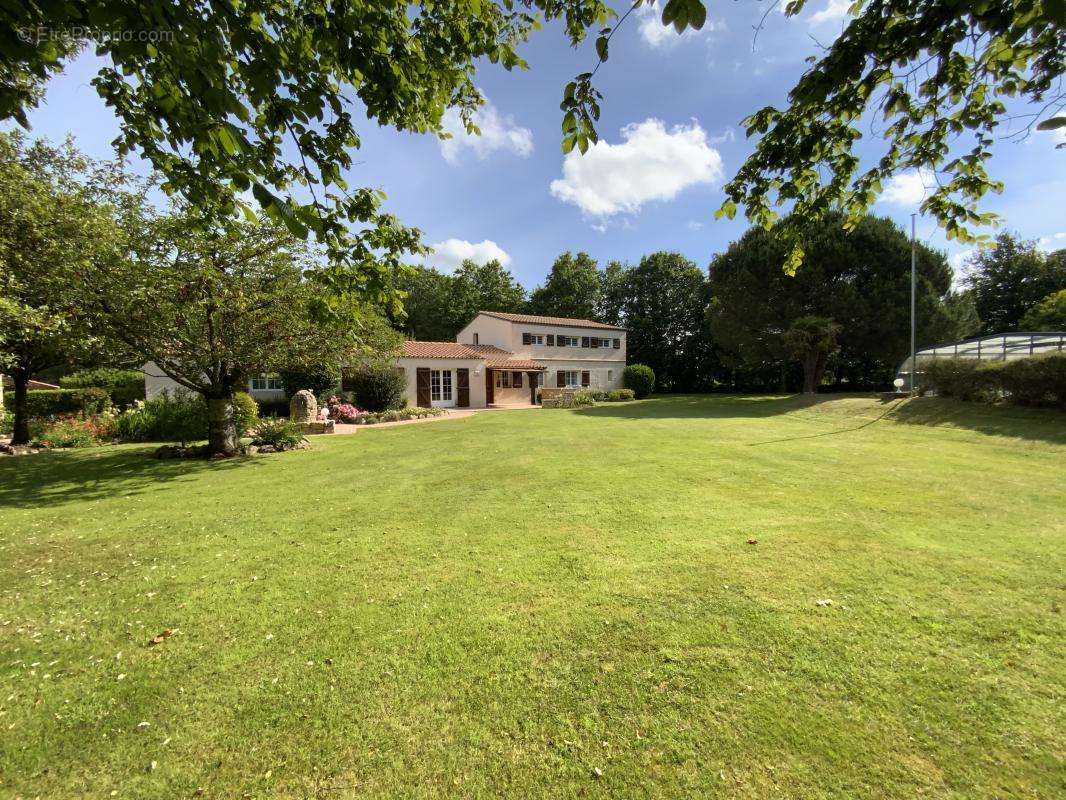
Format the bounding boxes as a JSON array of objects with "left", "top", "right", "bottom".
[
  {"left": 206, "top": 396, "right": 239, "bottom": 456},
  {"left": 10, "top": 367, "right": 31, "bottom": 446},
  {"left": 801, "top": 351, "right": 826, "bottom": 394}
]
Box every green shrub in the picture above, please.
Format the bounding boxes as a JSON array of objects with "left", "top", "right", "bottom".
[
  {"left": 250, "top": 418, "right": 307, "bottom": 451},
  {"left": 115, "top": 392, "right": 206, "bottom": 444},
  {"left": 922, "top": 359, "right": 996, "bottom": 402},
  {"left": 60, "top": 368, "right": 145, "bottom": 407},
  {"left": 607, "top": 388, "right": 635, "bottom": 401},
  {"left": 3, "top": 387, "right": 111, "bottom": 417},
  {"left": 623, "top": 364, "right": 655, "bottom": 398},
  {"left": 572, "top": 390, "right": 596, "bottom": 407},
  {"left": 231, "top": 392, "right": 259, "bottom": 436},
  {"left": 923, "top": 354, "right": 1066, "bottom": 408},
  {"left": 278, "top": 364, "right": 340, "bottom": 399},
  {"left": 343, "top": 364, "right": 406, "bottom": 412},
  {"left": 352, "top": 406, "right": 446, "bottom": 425},
  {"left": 0, "top": 407, "right": 10, "bottom": 435},
  {"left": 997, "top": 353, "right": 1066, "bottom": 407},
  {"left": 590, "top": 390, "right": 609, "bottom": 401}
]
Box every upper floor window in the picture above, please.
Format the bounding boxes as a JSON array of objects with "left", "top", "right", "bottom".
[
  {"left": 250, "top": 374, "right": 283, "bottom": 391},
  {"left": 521, "top": 332, "right": 545, "bottom": 346},
  {"left": 558, "top": 335, "right": 580, "bottom": 347}
]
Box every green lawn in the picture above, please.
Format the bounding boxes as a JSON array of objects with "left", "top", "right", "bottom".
[{"left": 1, "top": 395, "right": 1064, "bottom": 799}]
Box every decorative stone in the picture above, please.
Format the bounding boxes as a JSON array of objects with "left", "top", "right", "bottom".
[{"left": 290, "top": 390, "right": 318, "bottom": 424}]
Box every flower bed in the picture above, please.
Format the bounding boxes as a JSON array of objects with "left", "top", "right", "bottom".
[{"left": 326, "top": 396, "right": 447, "bottom": 425}]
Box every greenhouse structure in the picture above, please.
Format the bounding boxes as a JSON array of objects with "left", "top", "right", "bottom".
[{"left": 896, "top": 331, "right": 1066, "bottom": 391}]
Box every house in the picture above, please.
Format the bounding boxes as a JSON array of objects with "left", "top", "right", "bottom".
[
  {"left": 397, "top": 311, "right": 626, "bottom": 409},
  {"left": 143, "top": 311, "right": 627, "bottom": 409}
]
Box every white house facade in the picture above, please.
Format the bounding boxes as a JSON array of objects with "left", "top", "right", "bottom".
[{"left": 144, "top": 311, "right": 627, "bottom": 410}]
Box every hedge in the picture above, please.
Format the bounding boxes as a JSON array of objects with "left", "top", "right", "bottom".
[
  {"left": 3, "top": 388, "right": 110, "bottom": 417},
  {"left": 923, "top": 354, "right": 1066, "bottom": 408},
  {"left": 343, "top": 364, "right": 405, "bottom": 412},
  {"left": 60, "top": 368, "right": 145, "bottom": 407}
]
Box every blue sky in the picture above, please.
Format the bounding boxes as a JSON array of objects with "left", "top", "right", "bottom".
[{"left": 13, "top": 1, "right": 1066, "bottom": 289}]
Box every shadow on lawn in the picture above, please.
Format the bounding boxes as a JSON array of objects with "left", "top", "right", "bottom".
[
  {"left": 885, "top": 397, "right": 1066, "bottom": 446},
  {"left": 0, "top": 445, "right": 264, "bottom": 509},
  {"left": 573, "top": 393, "right": 840, "bottom": 420}
]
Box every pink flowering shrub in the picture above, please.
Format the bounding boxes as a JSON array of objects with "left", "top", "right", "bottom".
[{"left": 326, "top": 395, "right": 366, "bottom": 423}]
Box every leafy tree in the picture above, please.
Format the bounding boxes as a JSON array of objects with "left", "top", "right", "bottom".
[
  {"left": 393, "top": 266, "right": 459, "bottom": 342},
  {"left": 529, "top": 252, "right": 602, "bottom": 319},
  {"left": 78, "top": 210, "right": 399, "bottom": 456},
  {"left": 0, "top": 1, "right": 624, "bottom": 310},
  {"left": 963, "top": 233, "right": 1066, "bottom": 334},
  {"left": 785, "top": 316, "right": 842, "bottom": 394},
  {"left": 563, "top": 1, "right": 1066, "bottom": 268},
  {"left": 613, "top": 252, "right": 714, "bottom": 392},
  {"left": 1020, "top": 289, "right": 1066, "bottom": 330},
  {"left": 598, "top": 260, "right": 629, "bottom": 327},
  {"left": 708, "top": 213, "right": 957, "bottom": 391},
  {"left": 0, "top": 132, "right": 123, "bottom": 444}
]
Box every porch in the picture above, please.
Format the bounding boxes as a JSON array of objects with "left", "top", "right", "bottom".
[{"left": 484, "top": 362, "right": 546, "bottom": 408}]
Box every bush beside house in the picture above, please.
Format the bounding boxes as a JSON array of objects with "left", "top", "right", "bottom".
[
  {"left": 623, "top": 364, "right": 656, "bottom": 398},
  {"left": 3, "top": 388, "right": 110, "bottom": 417},
  {"left": 342, "top": 364, "right": 406, "bottom": 412}
]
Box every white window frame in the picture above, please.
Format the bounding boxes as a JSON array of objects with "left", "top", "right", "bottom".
[
  {"left": 249, "top": 374, "right": 283, "bottom": 392},
  {"left": 560, "top": 336, "right": 580, "bottom": 347},
  {"left": 562, "top": 370, "right": 580, "bottom": 389},
  {"left": 494, "top": 370, "right": 511, "bottom": 389},
  {"left": 430, "top": 369, "right": 452, "bottom": 402},
  {"left": 528, "top": 334, "right": 545, "bottom": 346}
]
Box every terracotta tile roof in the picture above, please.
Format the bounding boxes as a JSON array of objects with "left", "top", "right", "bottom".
[
  {"left": 476, "top": 310, "right": 625, "bottom": 331},
  {"left": 485, "top": 358, "right": 546, "bottom": 371},
  {"left": 1, "top": 376, "right": 59, "bottom": 390},
  {"left": 400, "top": 341, "right": 511, "bottom": 359}
]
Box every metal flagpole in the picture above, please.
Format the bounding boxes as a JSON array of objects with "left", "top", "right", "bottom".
[{"left": 910, "top": 213, "right": 917, "bottom": 395}]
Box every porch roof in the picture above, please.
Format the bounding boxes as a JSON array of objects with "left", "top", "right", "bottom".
[{"left": 485, "top": 358, "right": 546, "bottom": 371}]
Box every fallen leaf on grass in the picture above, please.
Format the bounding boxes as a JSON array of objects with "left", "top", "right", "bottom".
[
  {"left": 148, "top": 628, "right": 177, "bottom": 646},
  {"left": 815, "top": 599, "right": 833, "bottom": 607}
]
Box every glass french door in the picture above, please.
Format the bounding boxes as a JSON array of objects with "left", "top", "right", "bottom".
[{"left": 430, "top": 369, "right": 454, "bottom": 407}]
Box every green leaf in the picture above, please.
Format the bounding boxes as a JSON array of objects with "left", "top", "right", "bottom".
[{"left": 1036, "top": 116, "right": 1066, "bottom": 131}]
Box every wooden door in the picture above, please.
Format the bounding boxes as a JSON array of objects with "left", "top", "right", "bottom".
[
  {"left": 456, "top": 368, "right": 470, "bottom": 408},
  {"left": 485, "top": 369, "right": 494, "bottom": 405},
  {"left": 416, "top": 368, "right": 431, "bottom": 408}
]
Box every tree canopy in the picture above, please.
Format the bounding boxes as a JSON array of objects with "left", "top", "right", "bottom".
[
  {"left": 529, "top": 252, "right": 602, "bottom": 320},
  {"left": 708, "top": 213, "right": 962, "bottom": 390},
  {"left": 77, "top": 208, "right": 398, "bottom": 454},
  {"left": 394, "top": 260, "right": 527, "bottom": 341},
  {"left": 0, "top": 132, "right": 124, "bottom": 443},
  {"left": 962, "top": 232, "right": 1066, "bottom": 334}
]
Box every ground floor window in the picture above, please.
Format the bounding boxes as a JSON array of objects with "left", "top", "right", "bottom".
[
  {"left": 431, "top": 369, "right": 452, "bottom": 402},
  {"left": 607, "top": 369, "right": 613, "bottom": 382},
  {"left": 249, "top": 374, "right": 283, "bottom": 392},
  {"left": 494, "top": 371, "right": 512, "bottom": 389},
  {"left": 561, "top": 370, "right": 580, "bottom": 388}
]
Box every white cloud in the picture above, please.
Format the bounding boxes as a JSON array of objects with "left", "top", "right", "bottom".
[
  {"left": 426, "top": 239, "right": 511, "bottom": 272},
  {"left": 637, "top": 2, "right": 723, "bottom": 48},
  {"left": 687, "top": 220, "right": 705, "bottom": 231},
  {"left": 879, "top": 169, "right": 936, "bottom": 207},
  {"left": 809, "top": 0, "right": 852, "bottom": 25},
  {"left": 439, "top": 96, "right": 533, "bottom": 165},
  {"left": 549, "top": 118, "right": 724, "bottom": 218},
  {"left": 1039, "top": 231, "right": 1066, "bottom": 250}
]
